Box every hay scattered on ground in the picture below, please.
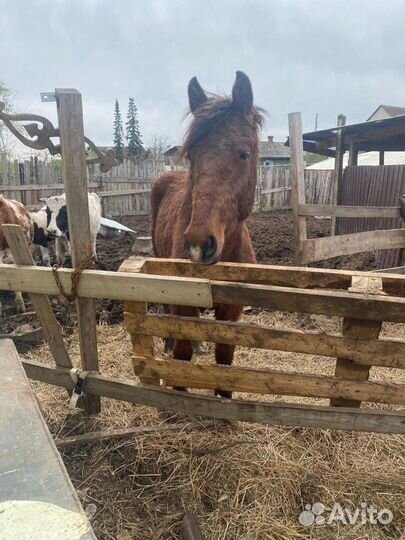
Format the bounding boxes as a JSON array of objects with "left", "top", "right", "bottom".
[{"left": 26, "top": 313, "right": 405, "bottom": 540}]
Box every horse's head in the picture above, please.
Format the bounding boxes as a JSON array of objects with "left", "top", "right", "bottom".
[{"left": 181, "top": 71, "right": 264, "bottom": 264}]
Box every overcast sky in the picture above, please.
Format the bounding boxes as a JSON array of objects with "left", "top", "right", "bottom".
[{"left": 1, "top": 0, "right": 404, "bottom": 151}]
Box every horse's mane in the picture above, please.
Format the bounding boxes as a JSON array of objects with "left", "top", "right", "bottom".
[{"left": 178, "top": 95, "right": 266, "bottom": 160}]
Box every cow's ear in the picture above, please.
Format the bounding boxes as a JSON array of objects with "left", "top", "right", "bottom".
[{"left": 39, "top": 198, "right": 46, "bottom": 203}]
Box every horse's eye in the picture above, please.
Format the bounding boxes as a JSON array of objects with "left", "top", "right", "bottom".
[{"left": 239, "top": 151, "right": 250, "bottom": 161}]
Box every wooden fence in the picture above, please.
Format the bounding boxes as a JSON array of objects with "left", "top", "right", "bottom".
[
  {"left": 2, "top": 237, "right": 403, "bottom": 434},
  {"left": 1, "top": 153, "right": 337, "bottom": 217},
  {"left": 0, "top": 154, "right": 164, "bottom": 217},
  {"left": 256, "top": 166, "right": 334, "bottom": 211},
  {"left": 336, "top": 165, "right": 405, "bottom": 268}
]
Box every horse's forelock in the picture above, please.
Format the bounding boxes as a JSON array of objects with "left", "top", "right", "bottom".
[{"left": 178, "top": 95, "right": 265, "bottom": 161}]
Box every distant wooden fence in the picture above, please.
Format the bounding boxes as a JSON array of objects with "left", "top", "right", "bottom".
[
  {"left": 255, "top": 166, "right": 334, "bottom": 211},
  {"left": 336, "top": 165, "right": 405, "bottom": 268},
  {"left": 0, "top": 154, "right": 164, "bottom": 217}
]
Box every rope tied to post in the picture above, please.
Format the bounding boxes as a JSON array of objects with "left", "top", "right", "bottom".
[{"left": 52, "top": 255, "right": 96, "bottom": 302}]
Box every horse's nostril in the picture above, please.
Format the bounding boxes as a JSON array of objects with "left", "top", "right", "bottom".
[{"left": 203, "top": 235, "right": 217, "bottom": 260}]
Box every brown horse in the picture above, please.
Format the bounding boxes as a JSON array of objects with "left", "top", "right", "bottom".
[{"left": 151, "top": 71, "right": 264, "bottom": 398}]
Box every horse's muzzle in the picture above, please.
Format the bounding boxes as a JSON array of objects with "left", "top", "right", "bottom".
[{"left": 187, "top": 235, "right": 219, "bottom": 264}]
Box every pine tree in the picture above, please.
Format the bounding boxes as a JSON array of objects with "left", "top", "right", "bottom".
[
  {"left": 126, "top": 97, "right": 143, "bottom": 160},
  {"left": 113, "top": 99, "right": 124, "bottom": 163}
]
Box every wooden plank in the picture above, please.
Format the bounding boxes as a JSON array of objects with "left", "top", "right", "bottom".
[
  {"left": 2, "top": 226, "right": 71, "bottom": 369},
  {"left": 127, "top": 301, "right": 159, "bottom": 385},
  {"left": 98, "top": 189, "right": 150, "bottom": 197},
  {"left": 288, "top": 112, "right": 307, "bottom": 264},
  {"left": 138, "top": 257, "right": 405, "bottom": 296},
  {"left": 299, "top": 204, "right": 402, "bottom": 219},
  {"left": 210, "top": 281, "right": 405, "bottom": 323},
  {"left": 125, "top": 312, "right": 405, "bottom": 369},
  {"left": 301, "top": 229, "right": 405, "bottom": 264},
  {"left": 331, "top": 276, "right": 383, "bottom": 408},
  {"left": 132, "top": 355, "right": 405, "bottom": 404},
  {"left": 0, "top": 341, "right": 97, "bottom": 540},
  {"left": 0, "top": 182, "right": 98, "bottom": 191},
  {"left": 0, "top": 263, "right": 403, "bottom": 321},
  {"left": 331, "top": 115, "right": 346, "bottom": 234},
  {"left": 0, "top": 265, "right": 213, "bottom": 307},
  {"left": 22, "top": 359, "right": 405, "bottom": 434},
  {"left": 348, "top": 141, "right": 358, "bottom": 166},
  {"left": 55, "top": 421, "right": 213, "bottom": 447},
  {"left": 56, "top": 88, "right": 100, "bottom": 414},
  {"left": 374, "top": 266, "right": 405, "bottom": 274},
  {"left": 182, "top": 512, "right": 206, "bottom": 540}
]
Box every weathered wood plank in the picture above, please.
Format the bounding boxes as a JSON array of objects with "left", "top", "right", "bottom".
[
  {"left": 138, "top": 257, "right": 405, "bottom": 296},
  {"left": 0, "top": 265, "right": 213, "bottom": 307},
  {"left": 211, "top": 281, "right": 405, "bottom": 323},
  {"left": 331, "top": 115, "right": 346, "bottom": 235},
  {"left": 0, "top": 264, "right": 402, "bottom": 321},
  {"left": 56, "top": 88, "right": 100, "bottom": 414},
  {"left": 125, "top": 312, "right": 405, "bottom": 369},
  {"left": 98, "top": 189, "right": 150, "bottom": 197},
  {"left": 126, "top": 301, "right": 159, "bottom": 386},
  {"left": 301, "top": 229, "right": 405, "bottom": 265},
  {"left": 331, "top": 276, "right": 383, "bottom": 408},
  {"left": 22, "top": 359, "right": 405, "bottom": 434},
  {"left": 288, "top": 112, "right": 307, "bottom": 264},
  {"left": 2, "top": 225, "right": 71, "bottom": 369},
  {"left": 299, "top": 204, "right": 402, "bottom": 219},
  {"left": 55, "top": 421, "right": 213, "bottom": 447},
  {"left": 0, "top": 182, "right": 98, "bottom": 191},
  {"left": 132, "top": 355, "right": 405, "bottom": 405},
  {"left": 182, "top": 512, "right": 206, "bottom": 540}
]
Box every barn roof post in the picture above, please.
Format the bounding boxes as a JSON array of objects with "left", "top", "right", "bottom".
[
  {"left": 55, "top": 88, "right": 101, "bottom": 414},
  {"left": 331, "top": 114, "right": 346, "bottom": 235}
]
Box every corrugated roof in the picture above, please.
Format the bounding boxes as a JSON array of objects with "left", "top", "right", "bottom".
[{"left": 287, "top": 114, "right": 405, "bottom": 157}]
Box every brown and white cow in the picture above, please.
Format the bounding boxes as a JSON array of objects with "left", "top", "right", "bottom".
[{"left": 0, "top": 195, "right": 33, "bottom": 314}]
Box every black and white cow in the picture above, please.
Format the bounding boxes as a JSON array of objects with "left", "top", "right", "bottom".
[
  {"left": 30, "top": 207, "right": 52, "bottom": 266},
  {"left": 45, "top": 192, "right": 101, "bottom": 265}
]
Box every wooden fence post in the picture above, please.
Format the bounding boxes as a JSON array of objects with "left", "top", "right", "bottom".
[
  {"left": 288, "top": 112, "right": 307, "bottom": 265},
  {"left": 330, "top": 276, "right": 383, "bottom": 408},
  {"left": 56, "top": 88, "right": 101, "bottom": 414},
  {"left": 119, "top": 257, "right": 159, "bottom": 386}
]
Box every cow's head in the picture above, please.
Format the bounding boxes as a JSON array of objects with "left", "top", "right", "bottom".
[{"left": 45, "top": 195, "right": 69, "bottom": 238}]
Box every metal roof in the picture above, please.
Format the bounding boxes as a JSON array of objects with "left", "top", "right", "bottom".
[{"left": 286, "top": 114, "right": 405, "bottom": 157}]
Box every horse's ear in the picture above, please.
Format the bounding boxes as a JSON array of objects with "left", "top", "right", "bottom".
[
  {"left": 232, "top": 71, "right": 253, "bottom": 114},
  {"left": 188, "top": 76, "right": 207, "bottom": 113}
]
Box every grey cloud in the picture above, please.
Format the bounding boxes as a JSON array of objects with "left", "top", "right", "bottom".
[{"left": 0, "top": 0, "right": 403, "bottom": 147}]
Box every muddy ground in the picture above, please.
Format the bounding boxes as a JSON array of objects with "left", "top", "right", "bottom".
[{"left": 0, "top": 211, "right": 377, "bottom": 341}]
